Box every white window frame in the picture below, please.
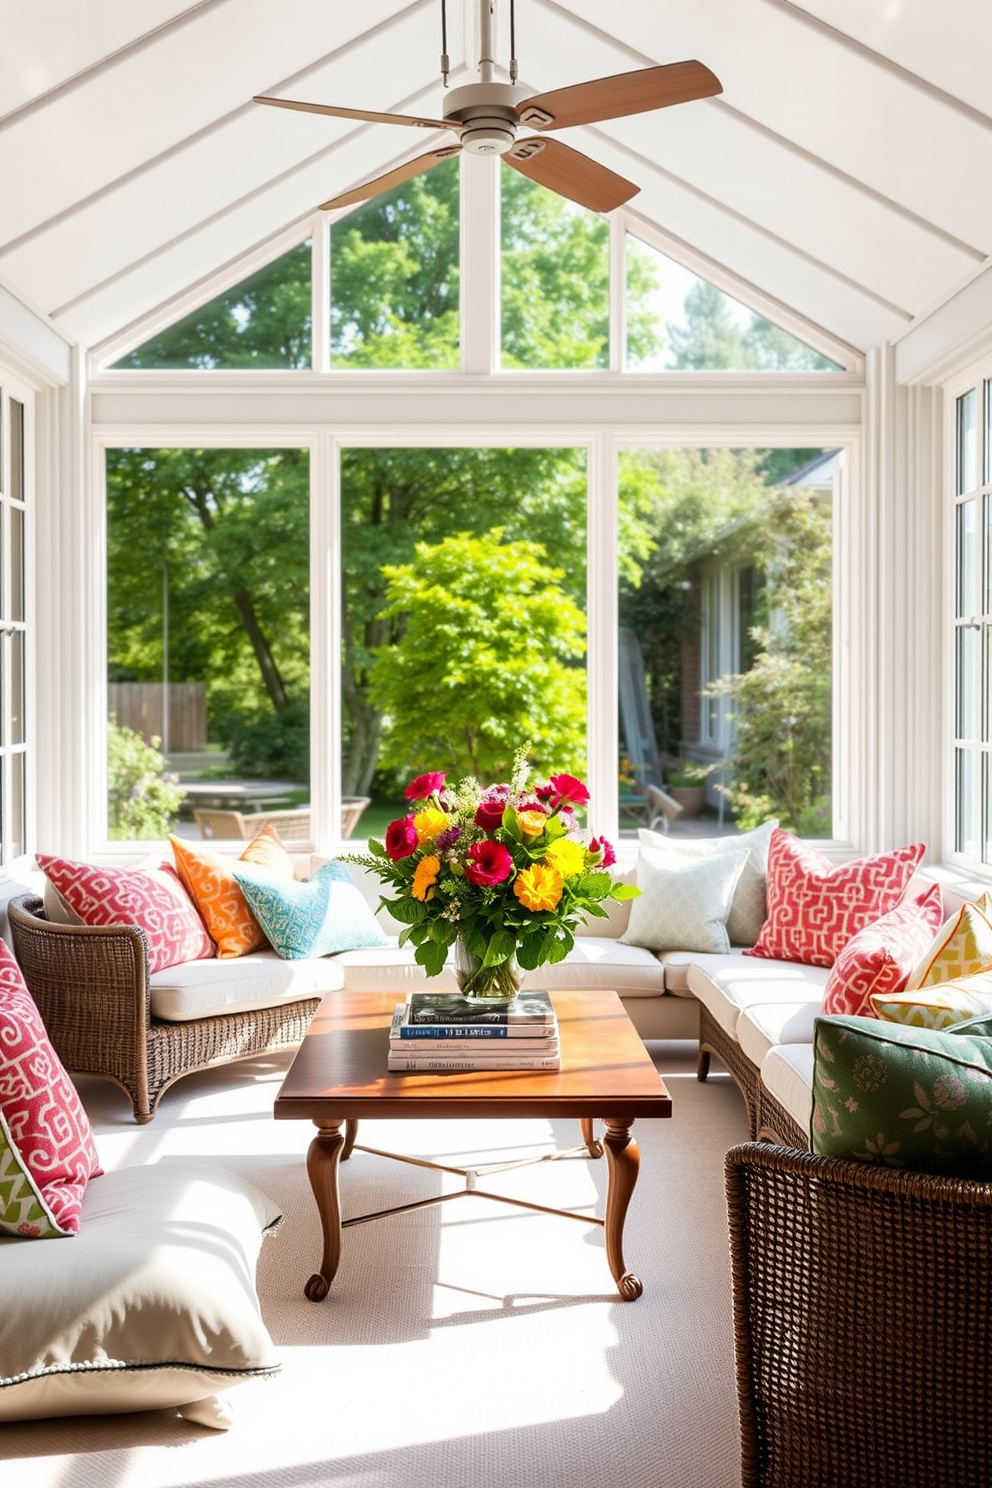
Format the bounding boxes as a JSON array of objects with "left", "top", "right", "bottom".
[
  {"left": 0, "top": 365, "right": 34, "bottom": 876},
  {"left": 84, "top": 150, "right": 862, "bottom": 856},
  {"left": 945, "top": 357, "right": 992, "bottom": 873}
]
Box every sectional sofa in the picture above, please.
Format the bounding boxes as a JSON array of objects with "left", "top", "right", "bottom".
[{"left": 6, "top": 836, "right": 974, "bottom": 1139}]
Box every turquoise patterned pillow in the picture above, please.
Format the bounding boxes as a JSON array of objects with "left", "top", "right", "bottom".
[{"left": 232, "top": 860, "right": 388, "bottom": 960}]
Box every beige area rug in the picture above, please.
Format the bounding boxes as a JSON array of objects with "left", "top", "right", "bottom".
[{"left": 0, "top": 1041, "right": 749, "bottom": 1488}]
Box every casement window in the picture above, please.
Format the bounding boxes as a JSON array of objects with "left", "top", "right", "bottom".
[
  {"left": 951, "top": 378, "right": 992, "bottom": 863},
  {"left": 0, "top": 382, "right": 29, "bottom": 866}
]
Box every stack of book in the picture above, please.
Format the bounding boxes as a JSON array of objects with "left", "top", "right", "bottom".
[{"left": 387, "top": 989, "right": 560, "bottom": 1072}]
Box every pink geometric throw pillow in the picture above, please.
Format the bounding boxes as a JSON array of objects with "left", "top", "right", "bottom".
[
  {"left": 822, "top": 884, "right": 944, "bottom": 1018},
  {"left": 745, "top": 829, "right": 926, "bottom": 968},
  {"left": 0, "top": 938, "right": 102, "bottom": 1235},
  {"left": 36, "top": 855, "right": 214, "bottom": 973}
]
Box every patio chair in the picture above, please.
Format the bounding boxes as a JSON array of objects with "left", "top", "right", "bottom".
[{"left": 726, "top": 1141, "right": 992, "bottom": 1487}]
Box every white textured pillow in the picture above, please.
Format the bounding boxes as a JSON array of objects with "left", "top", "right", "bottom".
[
  {"left": 620, "top": 844, "right": 752, "bottom": 955},
  {"left": 0, "top": 1161, "right": 281, "bottom": 1426},
  {"left": 637, "top": 818, "right": 778, "bottom": 946}
]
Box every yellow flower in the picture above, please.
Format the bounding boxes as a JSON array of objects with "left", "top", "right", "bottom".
[
  {"left": 544, "top": 837, "right": 586, "bottom": 879},
  {"left": 411, "top": 855, "right": 440, "bottom": 902},
  {"left": 413, "top": 807, "right": 449, "bottom": 845},
  {"left": 516, "top": 808, "right": 548, "bottom": 838},
  {"left": 514, "top": 862, "right": 564, "bottom": 912}
]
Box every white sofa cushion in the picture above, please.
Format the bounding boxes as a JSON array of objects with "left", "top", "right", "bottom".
[
  {"left": 661, "top": 949, "right": 756, "bottom": 997},
  {"left": 688, "top": 955, "right": 829, "bottom": 1037},
  {"left": 736, "top": 997, "right": 823, "bottom": 1068},
  {"left": 148, "top": 950, "right": 344, "bottom": 1021},
  {"left": 761, "top": 1042, "right": 814, "bottom": 1136},
  {"left": 0, "top": 1162, "right": 281, "bottom": 1424},
  {"left": 333, "top": 936, "right": 666, "bottom": 998}
]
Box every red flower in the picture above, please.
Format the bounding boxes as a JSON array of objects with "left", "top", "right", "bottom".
[
  {"left": 465, "top": 840, "right": 514, "bottom": 887},
  {"left": 589, "top": 835, "right": 617, "bottom": 868},
  {"left": 405, "top": 771, "right": 446, "bottom": 801},
  {"left": 475, "top": 788, "right": 509, "bottom": 833},
  {"left": 385, "top": 817, "right": 419, "bottom": 860},
  {"left": 549, "top": 773, "right": 590, "bottom": 807}
]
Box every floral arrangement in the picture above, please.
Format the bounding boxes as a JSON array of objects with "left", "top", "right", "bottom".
[{"left": 347, "top": 751, "right": 638, "bottom": 998}]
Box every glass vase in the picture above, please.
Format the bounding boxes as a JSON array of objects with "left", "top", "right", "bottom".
[{"left": 454, "top": 933, "right": 524, "bottom": 1003}]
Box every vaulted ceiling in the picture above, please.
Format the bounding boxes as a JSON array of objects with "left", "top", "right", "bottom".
[{"left": 2, "top": 0, "right": 991, "bottom": 358}]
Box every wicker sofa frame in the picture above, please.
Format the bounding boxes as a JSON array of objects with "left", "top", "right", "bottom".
[
  {"left": 8, "top": 894, "right": 320, "bottom": 1123},
  {"left": 697, "top": 1002, "right": 763, "bottom": 1137},
  {"left": 726, "top": 1141, "right": 992, "bottom": 1488}
]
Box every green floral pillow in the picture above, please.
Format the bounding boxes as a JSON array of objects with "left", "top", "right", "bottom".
[{"left": 811, "top": 1014, "right": 992, "bottom": 1175}]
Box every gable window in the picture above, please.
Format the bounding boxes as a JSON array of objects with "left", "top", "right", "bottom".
[
  {"left": 111, "top": 241, "right": 313, "bottom": 370},
  {"left": 624, "top": 234, "right": 842, "bottom": 373}
]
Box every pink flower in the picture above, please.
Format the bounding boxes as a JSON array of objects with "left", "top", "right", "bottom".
[
  {"left": 385, "top": 817, "right": 419, "bottom": 860},
  {"left": 465, "top": 840, "right": 514, "bottom": 887},
  {"left": 549, "top": 773, "right": 590, "bottom": 807},
  {"left": 405, "top": 771, "right": 446, "bottom": 801},
  {"left": 589, "top": 835, "right": 617, "bottom": 868},
  {"left": 475, "top": 787, "right": 509, "bottom": 833}
]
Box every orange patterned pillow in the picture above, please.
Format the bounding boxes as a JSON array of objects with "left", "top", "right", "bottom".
[{"left": 169, "top": 827, "right": 297, "bottom": 959}]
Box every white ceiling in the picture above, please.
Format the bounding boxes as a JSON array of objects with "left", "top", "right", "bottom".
[{"left": 2, "top": 0, "right": 990, "bottom": 356}]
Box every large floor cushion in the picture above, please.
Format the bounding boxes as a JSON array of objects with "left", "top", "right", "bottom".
[
  {"left": 0, "top": 1161, "right": 281, "bottom": 1424},
  {"left": 148, "top": 950, "right": 345, "bottom": 1021},
  {"left": 688, "top": 956, "right": 830, "bottom": 1037},
  {"left": 761, "top": 1043, "right": 815, "bottom": 1135}
]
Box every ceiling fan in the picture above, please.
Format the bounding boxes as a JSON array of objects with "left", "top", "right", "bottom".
[{"left": 254, "top": 0, "right": 721, "bottom": 215}]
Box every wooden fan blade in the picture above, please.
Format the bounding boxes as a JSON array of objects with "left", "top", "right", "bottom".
[
  {"left": 504, "top": 137, "right": 638, "bottom": 214},
  {"left": 319, "top": 147, "right": 462, "bottom": 211},
  {"left": 516, "top": 60, "right": 721, "bottom": 131},
  {"left": 254, "top": 95, "right": 453, "bottom": 131}
]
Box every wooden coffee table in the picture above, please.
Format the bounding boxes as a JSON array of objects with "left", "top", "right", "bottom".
[{"left": 274, "top": 986, "right": 672, "bottom": 1302}]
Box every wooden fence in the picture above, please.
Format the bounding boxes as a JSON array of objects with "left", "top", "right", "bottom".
[{"left": 108, "top": 683, "right": 207, "bottom": 752}]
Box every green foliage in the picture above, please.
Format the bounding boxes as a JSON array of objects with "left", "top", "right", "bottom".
[
  {"left": 106, "top": 446, "right": 310, "bottom": 770},
  {"left": 618, "top": 448, "right": 771, "bottom": 754},
  {"left": 331, "top": 160, "right": 460, "bottom": 368},
  {"left": 501, "top": 172, "right": 613, "bottom": 368},
  {"left": 368, "top": 529, "right": 587, "bottom": 783},
  {"left": 219, "top": 698, "right": 310, "bottom": 781},
  {"left": 113, "top": 242, "right": 312, "bottom": 369},
  {"left": 710, "top": 492, "right": 832, "bottom": 833},
  {"left": 107, "top": 718, "right": 185, "bottom": 840},
  {"left": 667, "top": 280, "right": 838, "bottom": 371}
]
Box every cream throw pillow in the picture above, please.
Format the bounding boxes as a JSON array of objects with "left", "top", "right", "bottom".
[
  {"left": 637, "top": 818, "right": 777, "bottom": 946},
  {"left": 620, "top": 844, "right": 751, "bottom": 955}
]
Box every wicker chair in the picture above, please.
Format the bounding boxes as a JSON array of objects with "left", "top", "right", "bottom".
[
  {"left": 7, "top": 894, "right": 320, "bottom": 1123},
  {"left": 726, "top": 1141, "right": 992, "bottom": 1488},
  {"left": 193, "top": 798, "right": 370, "bottom": 846}
]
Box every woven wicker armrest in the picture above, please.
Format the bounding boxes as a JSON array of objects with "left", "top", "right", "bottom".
[{"left": 726, "top": 1141, "right": 992, "bottom": 1488}]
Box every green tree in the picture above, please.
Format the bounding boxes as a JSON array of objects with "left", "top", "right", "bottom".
[
  {"left": 618, "top": 448, "right": 770, "bottom": 754},
  {"left": 113, "top": 241, "right": 312, "bottom": 369},
  {"left": 107, "top": 718, "right": 185, "bottom": 839},
  {"left": 106, "top": 447, "right": 309, "bottom": 776},
  {"left": 369, "top": 530, "right": 587, "bottom": 782},
  {"left": 709, "top": 491, "right": 832, "bottom": 832},
  {"left": 331, "top": 158, "right": 460, "bottom": 367}
]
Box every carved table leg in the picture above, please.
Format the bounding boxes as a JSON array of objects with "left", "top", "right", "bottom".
[
  {"left": 342, "top": 1118, "right": 359, "bottom": 1161},
  {"left": 304, "top": 1120, "right": 345, "bottom": 1301},
  {"left": 603, "top": 1117, "right": 642, "bottom": 1300},
  {"left": 580, "top": 1116, "right": 603, "bottom": 1158}
]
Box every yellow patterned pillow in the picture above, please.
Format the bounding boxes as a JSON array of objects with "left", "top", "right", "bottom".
[
  {"left": 169, "top": 827, "right": 297, "bottom": 959},
  {"left": 903, "top": 892, "right": 992, "bottom": 990},
  {"left": 871, "top": 969, "right": 992, "bottom": 1029}
]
